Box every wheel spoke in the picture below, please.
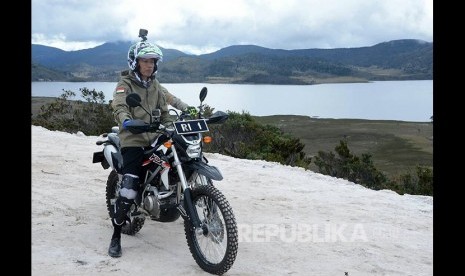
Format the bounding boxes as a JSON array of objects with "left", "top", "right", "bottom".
[
  {"left": 184, "top": 184, "right": 238, "bottom": 274},
  {"left": 194, "top": 195, "right": 227, "bottom": 263}
]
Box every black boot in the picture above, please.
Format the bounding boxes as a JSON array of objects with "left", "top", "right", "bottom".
[
  {"left": 109, "top": 220, "right": 122, "bottom": 257},
  {"left": 108, "top": 174, "right": 139, "bottom": 258},
  {"left": 108, "top": 237, "right": 122, "bottom": 257}
]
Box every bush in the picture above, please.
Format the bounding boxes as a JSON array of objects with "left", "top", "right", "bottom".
[
  {"left": 391, "top": 166, "right": 433, "bottom": 196},
  {"left": 314, "top": 139, "right": 432, "bottom": 196},
  {"left": 32, "top": 88, "right": 114, "bottom": 136},
  {"left": 33, "top": 91, "right": 431, "bottom": 196},
  {"left": 314, "top": 140, "right": 387, "bottom": 190},
  {"left": 204, "top": 111, "right": 312, "bottom": 168}
]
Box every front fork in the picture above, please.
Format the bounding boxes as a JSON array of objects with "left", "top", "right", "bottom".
[{"left": 171, "top": 144, "right": 202, "bottom": 230}]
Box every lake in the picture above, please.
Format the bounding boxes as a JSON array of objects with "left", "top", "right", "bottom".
[{"left": 31, "top": 80, "right": 433, "bottom": 122}]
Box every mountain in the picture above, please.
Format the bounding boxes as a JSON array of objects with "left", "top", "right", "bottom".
[{"left": 31, "top": 39, "right": 432, "bottom": 84}]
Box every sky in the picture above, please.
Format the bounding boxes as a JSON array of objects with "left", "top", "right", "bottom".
[
  {"left": 31, "top": 125, "right": 433, "bottom": 275},
  {"left": 31, "top": 0, "right": 433, "bottom": 55}
]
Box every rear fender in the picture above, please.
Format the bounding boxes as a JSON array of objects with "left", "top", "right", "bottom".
[
  {"left": 104, "top": 145, "right": 123, "bottom": 172},
  {"left": 92, "top": 151, "right": 110, "bottom": 169}
]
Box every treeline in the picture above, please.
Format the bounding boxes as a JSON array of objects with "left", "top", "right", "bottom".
[{"left": 31, "top": 88, "right": 432, "bottom": 196}]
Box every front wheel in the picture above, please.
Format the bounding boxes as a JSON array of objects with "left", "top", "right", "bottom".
[{"left": 184, "top": 184, "right": 238, "bottom": 275}]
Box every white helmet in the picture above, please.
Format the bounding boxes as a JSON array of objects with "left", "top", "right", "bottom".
[{"left": 127, "top": 41, "right": 163, "bottom": 72}]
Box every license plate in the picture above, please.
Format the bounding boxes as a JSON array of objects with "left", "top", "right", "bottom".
[{"left": 174, "top": 119, "right": 209, "bottom": 134}]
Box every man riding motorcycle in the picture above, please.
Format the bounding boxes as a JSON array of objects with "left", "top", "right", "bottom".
[{"left": 108, "top": 39, "right": 194, "bottom": 257}]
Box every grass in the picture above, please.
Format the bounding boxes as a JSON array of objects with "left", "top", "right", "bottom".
[
  {"left": 253, "top": 115, "right": 433, "bottom": 178},
  {"left": 31, "top": 97, "right": 56, "bottom": 117}
]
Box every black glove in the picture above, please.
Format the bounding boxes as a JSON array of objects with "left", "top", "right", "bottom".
[{"left": 185, "top": 106, "right": 198, "bottom": 117}]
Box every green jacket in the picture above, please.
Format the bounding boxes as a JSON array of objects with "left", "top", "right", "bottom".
[
  {"left": 162, "top": 86, "right": 189, "bottom": 111},
  {"left": 111, "top": 71, "right": 173, "bottom": 148}
]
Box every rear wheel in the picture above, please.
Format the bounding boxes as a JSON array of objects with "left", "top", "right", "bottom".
[
  {"left": 184, "top": 184, "right": 238, "bottom": 275},
  {"left": 105, "top": 170, "right": 145, "bottom": 235}
]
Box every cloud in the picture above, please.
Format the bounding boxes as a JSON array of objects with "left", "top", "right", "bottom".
[{"left": 31, "top": 0, "right": 433, "bottom": 54}]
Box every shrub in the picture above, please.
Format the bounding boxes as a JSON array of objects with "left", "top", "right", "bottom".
[
  {"left": 33, "top": 91, "right": 432, "bottom": 196},
  {"left": 314, "top": 140, "right": 387, "bottom": 190},
  {"left": 314, "top": 139, "right": 432, "bottom": 196},
  {"left": 32, "top": 88, "right": 114, "bottom": 136},
  {"left": 204, "top": 111, "right": 312, "bottom": 168},
  {"left": 392, "top": 166, "right": 433, "bottom": 196}
]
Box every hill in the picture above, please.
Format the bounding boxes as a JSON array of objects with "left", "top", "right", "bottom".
[{"left": 31, "top": 39, "right": 432, "bottom": 84}]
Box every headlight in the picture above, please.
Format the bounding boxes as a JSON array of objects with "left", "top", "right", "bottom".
[{"left": 186, "top": 144, "right": 201, "bottom": 158}]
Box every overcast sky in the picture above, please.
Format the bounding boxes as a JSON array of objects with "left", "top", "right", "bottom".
[{"left": 31, "top": 0, "right": 433, "bottom": 55}]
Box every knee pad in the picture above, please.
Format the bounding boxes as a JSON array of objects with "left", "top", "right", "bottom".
[{"left": 119, "top": 174, "right": 139, "bottom": 200}]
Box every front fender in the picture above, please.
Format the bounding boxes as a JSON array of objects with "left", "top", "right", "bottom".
[{"left": 186, "top": 161, "right": 223, "bottom": 181}]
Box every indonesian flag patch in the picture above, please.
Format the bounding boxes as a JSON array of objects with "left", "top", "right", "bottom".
[{"left": 115, "top": 87, "right": 126, "bottom": 94}]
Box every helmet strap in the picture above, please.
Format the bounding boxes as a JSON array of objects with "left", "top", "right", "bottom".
[{"left": 152, "top": 64, "right": 158, "bottom": 75}]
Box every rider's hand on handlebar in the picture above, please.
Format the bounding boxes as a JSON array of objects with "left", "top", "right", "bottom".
[
  {"left": 184, "top": 106, "right": 198, "bottom": 117},
  {"left": 122, "top": 119, "right": 132, "bottom": 129}
]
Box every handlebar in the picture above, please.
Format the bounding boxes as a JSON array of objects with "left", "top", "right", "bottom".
[
  {"left": 122, "top": 88, "right": 228, "bottom": 135},
  {"left": 125, "top": 110, "right": 228, "bottom": 135},
  {"left": 124, "top": 119, "right": 164, "bottom": 134}
]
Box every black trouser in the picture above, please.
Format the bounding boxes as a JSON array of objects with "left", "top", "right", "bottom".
[
  {"left": 121, "top": 147, "right": 145, "bottom": 177},
  {"left": 112, "top": 147, "right": 145, "bottom": 229}
]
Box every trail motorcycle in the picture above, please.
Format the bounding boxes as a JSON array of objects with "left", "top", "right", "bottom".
[{"left": 92, "top": 87, "right": 238, "bottom": 275}]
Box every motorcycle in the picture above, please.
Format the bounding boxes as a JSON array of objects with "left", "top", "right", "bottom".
[{"left": 92, "top": 87, "right": 238, "bottom": 275}]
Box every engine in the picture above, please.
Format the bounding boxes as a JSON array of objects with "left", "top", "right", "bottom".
[{"left": 142, "top": 185, "right": 177, "bottom": 219}]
